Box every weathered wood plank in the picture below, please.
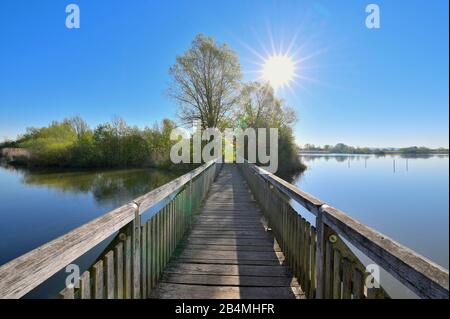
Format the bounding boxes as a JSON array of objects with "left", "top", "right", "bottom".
[
  {"left": 79, "top": 271, "right": 91, "bottom": 299},
  {"left": 342, "top": 258, "right": 352, "bottom": 299},
  {"left": 105, "top": 251, "right": 115, "bottom": 299},
  {"left": 114, "top": 242, "right": 124, "bottom": 299},
  {"left": 352, "top": 268, "right": 365, "bottom": 299},
  {"left": 92, "top": 260, "right": 104, "bottom": 299},
  {"left": 164, "top": 263, "right": 292, "bottom": 277},
  {"left": 332, "top": 249, "right": 342, "bottom": 299},
  {"left": 124, "top": 235, "right": 132, "bottom": 299},
  {"left": 140, "top": 223, "right": 147, "bottom": 299},
  {"left": 162, "top": 274, "right": 298, "bottom": 287},
  {"left": 183, "top": 243, "right": 281, "bottom": 252},
  {"left": 152, "top": 283, "right": 301, "bottom": 299}
]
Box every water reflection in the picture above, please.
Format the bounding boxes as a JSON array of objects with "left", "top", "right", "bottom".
[{"left": 17, "top": 167, "right": 182, "bottom": 207}]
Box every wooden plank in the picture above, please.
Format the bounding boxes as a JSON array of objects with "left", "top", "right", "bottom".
[
  {"left": 92, "top": 260, "right": 104, "bottom": 299},
  {"left": 124, "top": 235, "right": 132, "bottom": 299},
  {"left": 309, "top": 226, "right": 317, "bottom": 299},
  {"left": 152, "top": 283, "right": 300, "bottom": 299},
  {"left": 162, "top": 206, "right": 167, "bottom": 273},
  {"left": 333, "top": 249, "right": 342, "bottom": 299},
  {"left": 79, "top": 271, "right": 91, "bottom": 299},
  {"left": 189, "top": 230, "right": 269, "bottom": 236},
  {"left": 175, "top": 258, "right": 282, "bottom": 266},
  {"left": 105, "top": 251, "right": 115, "bottom": 299},
  {"left": 131, "top": 204, "right": 141, "bottom": 299},
  {"left": 114, "top": 242, "right": 124, "bottom": 299},
  {"left": 183, "top": 243, "right": 281, "bottom": 252},
  {"left": 293, "top": 210, "right": 300, "bottom": 280},
  {"left": 164, "top": 263, "right": 292, "bottom": 277},
  {"left": 162, "top": 274, "right": 297, "bottom": 287},
  {"left": 147, "top": 219, "right": 154, "bottom": 291},
  {"left": 169, "top": 200, "right": 174, "bottom": 257},
  {"left": 304, "top": 222, "right": 311, "bottom": 295},
  {"left": 324, "top": 240, "right": 333, "bottom": 299},
  {"left": 156, "top": 211, "right": 161, "bottom": 281},
  {"left": 151, "top": 215, "right": 157, "bottom": 289},
  {"left": 178, "top": 250, "right": 281, "bottom": 261},
  {"left": 301, "top": 218, "right": 308, "bottom": 290},
  {"left": 297, "top": 215, "right": 304, "bottom": 288},
  {"left": 352, "top": 268, "right": 365, "bottom": 299},
  {"left": 342, "top": 258, "right": 352, "bottom": 299},
  {"left": 140, "top": 223, "right": 147, "bottom": 299}
]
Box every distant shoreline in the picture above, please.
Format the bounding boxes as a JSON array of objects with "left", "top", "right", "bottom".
[
  {"left": 300, "top": 150, "right": 449, "bottom": 155},
  {"left": 299, "top": 144, "right": 449, "bottom": 156}
]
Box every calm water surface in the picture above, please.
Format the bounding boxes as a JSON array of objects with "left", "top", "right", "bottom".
[{"left": 293, "top": 154, "right": 449, "bottom": 298}]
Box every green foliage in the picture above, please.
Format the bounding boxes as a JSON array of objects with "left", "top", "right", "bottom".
[
  {"left": 19, "top": 121, "right": 77, "bottom": 166},
  {"left": 13, "top": 116, "right": 182, "bottom": 169}
]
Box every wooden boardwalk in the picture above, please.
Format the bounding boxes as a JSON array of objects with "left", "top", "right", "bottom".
[{"left": 151, "top": 164, "right": 303, "bottom": 299}]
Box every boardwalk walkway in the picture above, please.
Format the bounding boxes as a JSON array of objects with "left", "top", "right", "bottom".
[{"left": 151, "top": 164, "right": 303, "bottom": 299}]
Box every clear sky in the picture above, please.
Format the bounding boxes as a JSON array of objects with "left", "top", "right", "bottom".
[{"left": 0, "top": 0, "right": 448, "bottom": 148}]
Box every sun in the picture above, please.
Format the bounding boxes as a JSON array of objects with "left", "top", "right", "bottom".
[{"left": 262, "top": 54, "right": 296, "bottom": 90}]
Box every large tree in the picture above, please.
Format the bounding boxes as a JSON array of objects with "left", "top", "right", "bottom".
[{"left": 168, "top": 34, "right": 242, "bottom": 129}]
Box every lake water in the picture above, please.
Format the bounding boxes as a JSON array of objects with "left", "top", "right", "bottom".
[
  {"left": 294, "top": 154, "right": 449, "bottom": 298},
  {"left": 0, "top": 155, "right": 448, "bottom": 298}
]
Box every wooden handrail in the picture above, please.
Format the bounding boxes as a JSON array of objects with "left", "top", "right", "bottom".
[
  {"left": 0, "top": 159, "right": 218, "bottom": 299},
  {"left": 242, "top": 161, "right": 449, "bottom": 299}
]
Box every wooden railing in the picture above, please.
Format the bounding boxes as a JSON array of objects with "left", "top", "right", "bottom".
[
  {"left": 0, "top": 159, "right": 222, "bottom": 299},
  {"left": 238, "top": 161, "right": 449, "bottom": 299}
]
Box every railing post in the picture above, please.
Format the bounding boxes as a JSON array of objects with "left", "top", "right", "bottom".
[
  {"left": 190, "top": 178, "right": 193, "bottom": 216},
  {"left": 315, "top": 205, "right": 327, "bottom": 299},
  {"left": 131, "top": 201, "right": 141, "bottom": 299}
]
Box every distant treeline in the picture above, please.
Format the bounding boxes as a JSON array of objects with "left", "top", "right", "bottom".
[{"left": 300, "top": 143, "right": 449, "bottom": 155}]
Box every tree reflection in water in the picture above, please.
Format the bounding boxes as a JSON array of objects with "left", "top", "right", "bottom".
[{"left": 19, "top": 167, "right": 183, "bottom": 207}]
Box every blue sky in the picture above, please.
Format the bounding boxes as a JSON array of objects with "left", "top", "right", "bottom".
[{"left": 0, "top": 0, "right": 448, "bottom": 148}]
